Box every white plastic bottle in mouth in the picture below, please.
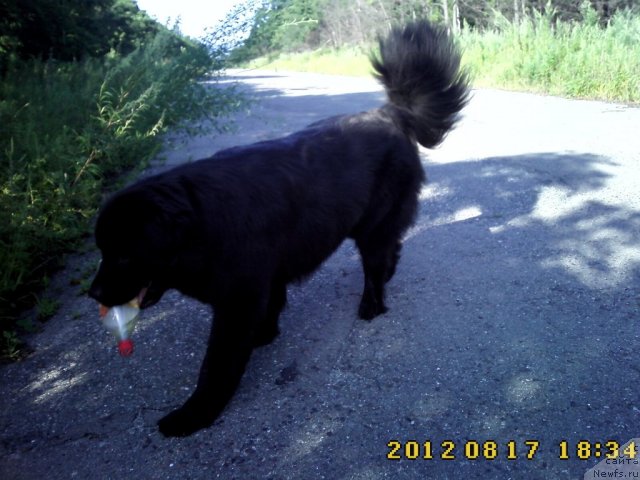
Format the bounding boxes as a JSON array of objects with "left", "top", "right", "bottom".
[{"left": 99, "top": 300, "right": 140, "bottom": 356}]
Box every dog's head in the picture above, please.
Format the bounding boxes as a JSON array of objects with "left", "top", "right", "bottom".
[{"left": 88, "top": 190, "right": 172, "bottom": 309}]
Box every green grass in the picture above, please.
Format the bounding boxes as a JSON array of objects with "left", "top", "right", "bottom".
[
  {"left": 0, "top": 30, "right": 244, "bottom": 356},
  {"left": 245, "top": 46, "right": 373, "bottom": 76},
  {"left": 461, "top": 9, "right": 640, "bottom": 102},
  {"left": 243, "top": 9, "right": 640, "bottom": 104}
]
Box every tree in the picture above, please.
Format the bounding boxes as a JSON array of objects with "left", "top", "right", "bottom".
[
  {"left": 229, "top": 0, "right": 322, "bottom": 61},
  {"left": 228, "top": 0, "right": 639, "bottom": 59},
  {"left": 0, "top": 0, "right": 159, "bottom": 63}
]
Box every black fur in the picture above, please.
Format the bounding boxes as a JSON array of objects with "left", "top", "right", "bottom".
[{"left": 89, "top": 20, "right": 469, "bottom": 437}]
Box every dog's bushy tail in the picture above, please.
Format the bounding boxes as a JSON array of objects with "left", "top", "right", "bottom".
[{"left": 371, "top": 20, "right": 470, "bottom": 149}]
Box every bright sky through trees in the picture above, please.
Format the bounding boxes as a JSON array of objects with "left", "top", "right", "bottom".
[{"left": 136, "top": 0, "right": 244, "bottom": 38}]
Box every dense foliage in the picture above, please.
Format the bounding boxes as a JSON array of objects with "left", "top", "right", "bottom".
[
  {"left": 461, "top": 7, "right": 640, "bottom": 101},
  {"left": 0, "top": 0, "right": 159, "bottom": 66},
  {"left": 0, "top": 0, "right": 241, "bottom": 357},
  {"left": 229, "top": 0, "right": 637, "bottom": 60}
]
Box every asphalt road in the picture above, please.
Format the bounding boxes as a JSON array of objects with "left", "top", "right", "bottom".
[{"left": 1, "top": 69, "right": 639, "bottom": 480}]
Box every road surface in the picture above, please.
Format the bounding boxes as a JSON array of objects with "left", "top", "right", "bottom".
[{"left": 1, "top": 69, "right": 639, "bottom": 479}]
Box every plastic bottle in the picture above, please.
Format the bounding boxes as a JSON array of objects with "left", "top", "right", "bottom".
[{"left": 99, "top": 300, "right": 140, "bottom": 356}]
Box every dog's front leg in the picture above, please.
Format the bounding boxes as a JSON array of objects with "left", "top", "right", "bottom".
[{"left": 158, "top": 292, "right": 267, "bottom": 437}]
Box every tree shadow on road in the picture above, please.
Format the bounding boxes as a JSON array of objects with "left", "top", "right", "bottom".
[{"left": 411, "top": 152, "right": 640, "bottom": 290}]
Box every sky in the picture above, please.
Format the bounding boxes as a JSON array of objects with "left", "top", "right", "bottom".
[{"left": 136, "top": 0, "right": 246, "bottom": 39}]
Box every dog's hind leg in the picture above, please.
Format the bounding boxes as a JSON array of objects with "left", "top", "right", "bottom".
[
  {"left": 356, "top": 192, "right": 416, "bottom": 320},
  {"left": 385, "top": 241, "right": 402, "bottom": 283},
  {"left": 356, "top": 237, "right": 399, "bottom": 320},
  {"left": 253, "top": 281, "right": 286, "bottom": 347}
]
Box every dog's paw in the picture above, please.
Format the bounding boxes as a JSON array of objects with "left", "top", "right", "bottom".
[
  {"left": 358, "top": 300, "right": 388, "bottom": 321},
  {"left": 158, "top": 406, "right": 214, "bottom": 437}
]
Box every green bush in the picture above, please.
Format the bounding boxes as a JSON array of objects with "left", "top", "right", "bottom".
[
  {"left": 460, "top": 7, "right": 640, "bottom": 102},
  {"left": 0, "top": 29, "right": 243, "bottom": 352}
]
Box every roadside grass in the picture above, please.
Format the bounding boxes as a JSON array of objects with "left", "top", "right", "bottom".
[
  {"left": 242, "top": 9, "right": 640, "bottom": 104},
  {"left": 461, "top": 9, "right": 640, "bottom": 102},
  {"left": 0, "top": 30, "right": 244, "bottom": 357},
  {"left": 245, "top": 46, "right": 373, "bottom": 76}
]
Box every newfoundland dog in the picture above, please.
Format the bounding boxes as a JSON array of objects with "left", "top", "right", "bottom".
[{"left": 89, "top": 20, "right": 469, "bottom": 437}]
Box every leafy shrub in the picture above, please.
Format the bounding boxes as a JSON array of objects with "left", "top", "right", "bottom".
[
  {"left": 0, "top": 29, "right": 243, "bottom": 354},
  {"left": 460, "top": 7, "right": 640, "bottom": 102}
]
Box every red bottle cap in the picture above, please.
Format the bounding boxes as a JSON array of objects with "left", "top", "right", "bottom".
[{"left": 118, "top": 339, "right": 134, "bottom": 357}]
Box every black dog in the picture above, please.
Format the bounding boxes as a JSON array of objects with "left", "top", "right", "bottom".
[{"left": 89, "top": 20, "right": 469, "bottom": 437}]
